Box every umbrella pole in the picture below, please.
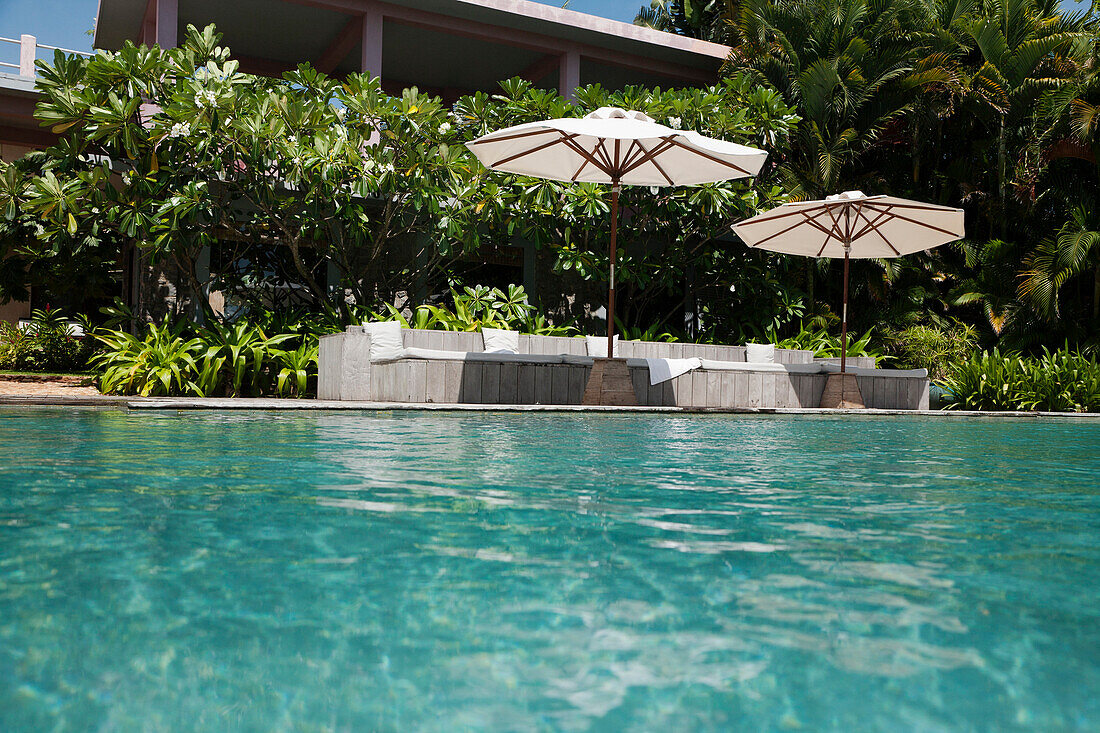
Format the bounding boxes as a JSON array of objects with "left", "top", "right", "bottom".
[
  {"left": 607, "top": 182, "right": 620, "bottom": 359},
  {"left": 840, "top": 248, "right": 850, "bottom": 373}
]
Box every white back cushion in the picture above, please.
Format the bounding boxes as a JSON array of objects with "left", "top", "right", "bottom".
[
  {"left": 745, "top": 342, "right": 775, "bottom": 363},
  {"left": 363, "top": 321, "right": 405, "bottom": 361},
  {"left": 585, "top": 335, "right": 619, "bottom": 357},
  {"left": 482, "top": 328, "right": 519, "bottom": 354}
]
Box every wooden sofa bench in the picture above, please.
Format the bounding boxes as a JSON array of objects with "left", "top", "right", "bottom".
[{"left": 318, "top": 327, "right": 929, "bottom": 409}]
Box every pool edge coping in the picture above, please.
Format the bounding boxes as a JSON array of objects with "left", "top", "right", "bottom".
[{"left": 1, "top": 394, "right": 1099, "bottom": 418}]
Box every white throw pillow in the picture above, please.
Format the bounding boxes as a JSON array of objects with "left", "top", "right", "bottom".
[
  {"left": 481, "top": 327, "right": 519, "bottom": 354},
  {"left": 745, "top": 342, "right": 775, "bottom": 363},
  {"left": 363, "top": 321, "right": 405, "bottom": 361},
  {"left": 585, "top": 335, "right": 619, "bottom": 357}
]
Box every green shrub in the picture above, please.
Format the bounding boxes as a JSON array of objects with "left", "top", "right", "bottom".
[
  {"left": 92, "top": 320, "right": 310, "bottom": 398},
  {"left": 274, "top": 343, "right": 319, "bottom": 398},
  {"left": 197, "top": 321, "right": 295, "bottom": 397},
  {"left": 766, "top": 322, "right": 884, "bottom": 361},
  {"left": 941, "top": 347, "right": 1100, "bottom": 412},
  {"left": 372, "top": 285, "right": 578, "bottom": 336},
  {"left": 92, "top": 322, "right": 204, "bottom": 396},
  {"left": 885, "top": 320, "right": 979, "bottom": 381},
  {"left": 0, "top": 307, "right": 94, "bottom": 373}
]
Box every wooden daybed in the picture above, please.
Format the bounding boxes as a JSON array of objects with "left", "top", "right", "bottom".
[{"left": 318, "top": 327, "right": 929, "bottom": 410}]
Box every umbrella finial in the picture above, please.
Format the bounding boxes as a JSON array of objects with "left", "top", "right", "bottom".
[
  {"left": 826, "top": 190, "right": 866, "bottom": 201},
  {"left": 585, "top": 107, "right": 656, "bottom": 124}
]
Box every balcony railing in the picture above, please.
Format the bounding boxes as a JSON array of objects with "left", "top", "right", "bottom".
[{"left": 0, "top": 34, "right": 92, "bottom": 78}]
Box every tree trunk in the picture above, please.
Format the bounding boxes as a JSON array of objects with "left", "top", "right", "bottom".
[
  {"left": 806, "top": 259, "right": 814, "bottom": 313},
  {"left": 1093, "top": 261, "right": 1100, "bottom": 324},
  {"left": 998, "top": 117, "right": 1007, "bottom": 237},
  {"left": 912, "top": 121, "right": 920, "bottom": 185},
  {"left": 173, "top": 248, "right": 212, "bottom": 325},
  {"left": 285, "top": 238, "right": 327, "bottom": 305}
]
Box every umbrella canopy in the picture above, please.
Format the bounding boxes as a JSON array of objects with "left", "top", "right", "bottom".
[
  {"left": 465, "top": 107, "right": 769, "bottom": 186},
  {"left": 467, "top": 107, "right": 769, "bottom": 358},
  {"left": 732, "top": 190, "right": 964, "bottom": 259},
  {"left": 732, "top": 191, "right": 965, "bottom": 371}
]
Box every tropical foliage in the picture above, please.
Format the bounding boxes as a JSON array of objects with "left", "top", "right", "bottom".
[
  {"left": 372, "top": 284, "right": 578, "bottom": 335},
  {"left": 883, "top": 319, "right": 980, "bottom": 379},
  {"left": 0, "top": 25, "right": 801, "bottom": 343},
  {"left": 1, "top": 4, "right": 1099, "bottom": 405},
  {"left": 0, "top": 307, "right": 93, "bottom": 372},
  {"left": 0, "top": 24, "right": 481, "bottom": 321},
  {"left": 452, "top": 76, "right": 799, "bottom": 336},
  {"left": 941, "top": 347, "right": 1100, "bottom": 411},
  {"left": 88, "top": 283, "right": 585, "bottom": 397},
  {"left": 636, "top": 0, "right": 1100, "bottom": 350},
  {"left": 92, "top": 319, "right": 311, "bottom": 398}
]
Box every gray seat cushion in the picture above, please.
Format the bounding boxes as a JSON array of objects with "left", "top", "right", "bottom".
[
  {"left": 465, "top": 352, "right": 565, "bottom": 365},
  {"left": 403, "top": 347, "right": 470, "bottom": 361},
  {"left": 820, "top": 363, "right": 928, "bottom": 377},
  {"left": 699, "top": 359, "right": 810, "bottom": 373}
]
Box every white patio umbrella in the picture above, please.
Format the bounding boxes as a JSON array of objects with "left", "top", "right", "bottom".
[
  {"left": 732, "top": 190, "right": 964, "bottom": 375},
  {"left": 466, "top": 107, "right": 769, "bottom": 361}
]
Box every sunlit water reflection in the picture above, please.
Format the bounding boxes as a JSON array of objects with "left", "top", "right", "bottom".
[{"left": 1, "top": 409, "right": 1098, "bottom": 730}]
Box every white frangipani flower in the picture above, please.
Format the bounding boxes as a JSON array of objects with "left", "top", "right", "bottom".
[
  {"left": 438, "top": 122, "right": 451, "bottom": 135},
  {"left": 667, "top": 116, "right": 682, "bottom": 129},
  {"left": 167, "top": 121, "right": 192, "bottom": 139},
  {"left": 194, "top": 90, "right": 217, "bottom": 107}
]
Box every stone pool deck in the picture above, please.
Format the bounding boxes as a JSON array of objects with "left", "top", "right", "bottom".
[{"left": 1, "top": 393, "right": 1098, "bottom": 418}]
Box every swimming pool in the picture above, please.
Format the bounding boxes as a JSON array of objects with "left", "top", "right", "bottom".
[{"left": 1, "top": 409, "right": 1098, "bottom": 730}]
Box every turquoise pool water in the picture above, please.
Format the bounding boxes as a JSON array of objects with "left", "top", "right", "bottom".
[{"left": 1, "top": 409, "right": 1098, "bottom": 731}]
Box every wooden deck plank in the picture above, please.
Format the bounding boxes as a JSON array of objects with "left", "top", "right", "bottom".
[
  {"left": 719, "top": 372, "right": 734, "bottom": 407},
  {"left": 518, "top": 364, "right": 535, "bottom": 404},
  {"left": 906, "top": 378, "right": 921, "bottom": 410},
  {"left": 568, "top": 366, "right": 587, "bottom": 404},
  {"left": 748, "top": 372, "right": 763, "bottom": 408},
  {"left": 460, "top": 363, "right": 481, "bottom": 403},
  {"left": 706, "top": 370, "right": 722, "bottom": 407},
  {"left": 551, "top": 365, "right": 570, "bottom": 404},
  {"left": 406, "top": 360, "right": 426, "bottom": 403},
  {"left": 481, "top": 362, "right": 501, "bottom": 404},
  {"left": 734, "top": 373, "right": 748, "bottom": 406},
  {"left": 444, "top": 362, "right": 462, "bottom": 403},
  {"left": 534, "top": 365, "right": 553, "bottom": 405},
  {"left": 760, "top": 373, "right": 776, "bottom": 408},
  {"left": 499, "top": 362, "right": 519, "bottom": 404},
  {"left": 425, "top": 362, "right": 446, "bottom": 404},
  {"left": 687, "top": 371, "right": 704, "bottom": 406}
]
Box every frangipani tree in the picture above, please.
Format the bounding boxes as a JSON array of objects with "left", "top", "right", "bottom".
[
  {"left": 452, "top": 77, "right": 801, "bottom": 338},
  {"left": 1, "top": 24, "right": 478, "bottom": 319}
]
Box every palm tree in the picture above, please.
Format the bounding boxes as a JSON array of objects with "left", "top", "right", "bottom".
[
  {"left": 950, "top": 238, "right": 1025, "bottom": 335},
  {"left": 960, "top": 0, "right": 1089, "bottom": 219},
  {"left": 634, "top": 0, "right": 729, "bottom": 42},
  {"left": 1019, "top": 207, "right": 1100, "bottom": 324},
  {"left": 1031, "top": 27, "right": 1099, "bottom": 169},
  {"left": 723, "top": 0, "right": 955, "bottom": 197}
]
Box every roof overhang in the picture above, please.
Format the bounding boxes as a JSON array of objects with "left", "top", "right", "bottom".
[{"left": 94, "top": 0, "right": 729, "bottom": 85}]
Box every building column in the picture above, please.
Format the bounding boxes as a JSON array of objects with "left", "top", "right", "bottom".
[
  {"left": 558, "top": 50, "right": 580, "bottom": 101},
  {"left": 156, "top": 0, "right": 178, "bottom": 49},
  {"left": 361, "top": 6, "right": 383, "bottom": 79},
  {"left": 19, "top": 35, "right": 35, "bottom": 77}
]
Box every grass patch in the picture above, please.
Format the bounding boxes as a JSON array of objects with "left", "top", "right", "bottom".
[{"left": 0, "top": 370, "right": 95, "bottom": 379}]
